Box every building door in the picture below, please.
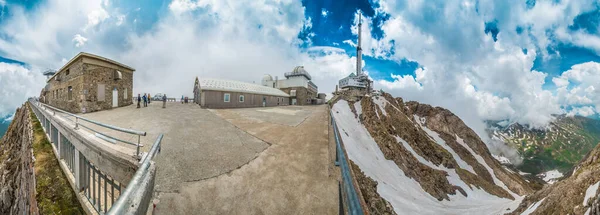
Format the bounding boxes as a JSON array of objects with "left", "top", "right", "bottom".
[
  {"left": 262, "top": 96, "right": 266, "bottom": 107},
  {"left": 112, "top": 87, "right": 118, "bottom": 108},
  {"left": 292, "top": 98, "right": 297, "bottom": 105}
]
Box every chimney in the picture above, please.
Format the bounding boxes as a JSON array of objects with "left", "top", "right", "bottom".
[{"left": 275, "top": 76, "right": 279, "bottom": 88}]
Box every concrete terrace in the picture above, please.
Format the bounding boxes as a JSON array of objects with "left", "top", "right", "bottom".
[{"left": 81, "top": 102, "right": 338, "bottom": 214}]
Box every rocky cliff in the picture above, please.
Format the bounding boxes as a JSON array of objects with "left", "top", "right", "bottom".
[
  {"left": 0, "top": 104, "right": 38, "bottom": 214},
  {"left": 509, "top": 142, "right": 600, "bottom": 215},
  {"left": 331, "top": 93, "right": 534, "bottom": 214}
]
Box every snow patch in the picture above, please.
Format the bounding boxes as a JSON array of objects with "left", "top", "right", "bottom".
[
  {"left": 493, "top": 154, "right": 512, "bottom": 165},
  {"left": 539, "top": 170, "right": 563, "bottom": 184},
  {"left": 456, "top": 136, "right": 518, "bottom": 198},
  {"left": 354, "top": 101, "right": 362, "bottom": 117},
  {"left": 583, "top": 181, "right": 600, "bottom": 206},
  {"left": 521, "top": 198, "right": 546, "bottom": 215},
  {"left": 332, "top": 101, "right": 522, "bottom": 214},
  {"left": 414, "top": 115, "right": 477, "bottom": 175},
  {"left": 372, "top": 96, "right": 388, "bottom": 116}
]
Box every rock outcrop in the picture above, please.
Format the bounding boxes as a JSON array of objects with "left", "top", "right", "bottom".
[
  {"left": 0, "top": 104, "right": 38, "bottom": 214},
  {"left": 509, "top": 142, "right": 600, "bottom": 215},
  {"left": 331, "top": 92, "right": 536, "bottom": 214}
]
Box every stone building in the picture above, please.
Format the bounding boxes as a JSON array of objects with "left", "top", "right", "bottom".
[
  {"left": 261, "top": 66, "right": 319, "bottom": 105},
  {"left": 42, "top": 52, "right": 135, "bottom": 113},
  {"left": 193, "top": 78, "right": 290, "bottom": 108}
]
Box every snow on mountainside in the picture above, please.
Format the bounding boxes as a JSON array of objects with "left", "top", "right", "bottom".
[{"left": 331, "top": 93, "right": 534, "bottom": 214}]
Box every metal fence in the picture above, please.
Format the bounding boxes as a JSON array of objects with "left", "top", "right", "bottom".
[
  {"left": 34, "top": 99, "right": 147, "bottom": 158},
  {"left": 107, "top": 134, "right": 163, "bottom": 215},
  {"left": 331, "top": 111, "right": 365, "bottom": 215},
  {"left": 82, "top": 155, "right": 123, "bottom": 214},
  {"left": 60, "top": 133, "right": 76, "bottom": 174},
  {"left": 29, "top": 98, "right": 162, "bottom": 215}
]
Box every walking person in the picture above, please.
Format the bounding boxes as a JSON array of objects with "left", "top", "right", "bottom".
[
  {"left": 148, "top": 93, "right": 151, "bottom": 104},
  {"left": 162, "top": 94, "right": 167, "bottom": 108},
  {"left": 181, "top": 95, "right": 184, "bottom": 104},
  {"left": 137, "top": 94, "right": 141, "bottom": 108}
]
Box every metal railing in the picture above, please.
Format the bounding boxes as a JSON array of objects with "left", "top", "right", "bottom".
[
  {"left": 32, "top": 98, "right": 147, "bottom": 158},
  {"left": 331, "top": 111, "right": 364, "bottom": 215},
  {"left": 107, "top": 134, "right": 163, "bottom": 215},
  {"left": 29, "top": 98, "right": 163, "bottom": 214}
]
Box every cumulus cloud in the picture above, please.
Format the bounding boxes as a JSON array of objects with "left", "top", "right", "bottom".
[
  {"left": 0, "top": 63, "right": 45, "bottom": 118},
  {"left": 72, "top": 34, "right": 88, "bottom": 47}
]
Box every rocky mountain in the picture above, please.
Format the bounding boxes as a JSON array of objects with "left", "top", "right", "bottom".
[
  {"left": 0, "top": 104, "right": 37, "bottom": 214},
  {"left": 509, "top": 141, "right": 600, "bottom": 214},
  {"left": 487, "top": 115, "right": 600, "bottom": 181},
  {"left": 331, "top": 93, "right": 534, "bottom": 214}
]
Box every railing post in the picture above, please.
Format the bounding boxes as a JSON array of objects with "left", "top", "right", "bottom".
[
  {"left": 75, "top": 149, "right": 81, "bottom": 189},
  {"left": 57, "top": 132, "right": 61, "bottom": 159},
  {"left": 137, "top": 135, "right": 141, "bottom": 159},
  {"left": 75, "top": 117, "right": 79, "bottom": 130}
]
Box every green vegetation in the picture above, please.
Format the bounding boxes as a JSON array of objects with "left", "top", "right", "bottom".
[
  {"left": 28, "top": 104, "right": 84, "bottom": 214},
  {"left": 506, "top": 116, "right": 600, "bottom": 175}
]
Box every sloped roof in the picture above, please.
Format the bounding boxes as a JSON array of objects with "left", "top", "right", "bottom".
[{"left": 200, "top": 78, "right": 290, "bottom": 97}]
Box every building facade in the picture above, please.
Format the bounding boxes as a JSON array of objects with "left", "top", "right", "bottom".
[
  {"left": 261, "top": 66, "right": 319, "bottom": 105},
  {"left": 42, "top": 52, "right": 135, "bottom": 113},
  {"left": 194, "top": 78, "right": 289, "bottom": 109}
]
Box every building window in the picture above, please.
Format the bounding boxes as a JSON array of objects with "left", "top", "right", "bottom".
[
  {"left": 224, "top": 93, "right": 230, "bottom": 102},
  {"left": 98, "top": 84, "right": 105, "bottom": 102},
  {"left": 68, "top": 86, "right": 72, "bottom": 100},
  {"left": 239, "top": 95, "right": 244, "bottom": 102},
  {"left": 65, "top": 69, "right": 70, "bottom": 76}
]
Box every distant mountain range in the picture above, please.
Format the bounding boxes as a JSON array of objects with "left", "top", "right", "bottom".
[{"left": 487, "top": 115, "right": 600, "bottom": 176}]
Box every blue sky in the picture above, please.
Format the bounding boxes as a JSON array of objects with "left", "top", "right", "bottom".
[{"left": 1, "top": 0, "right": 600, "bottom": 135}]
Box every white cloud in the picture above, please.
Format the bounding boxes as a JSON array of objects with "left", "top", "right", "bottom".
[
  {"left": 72, "top": 34, "right": 88, "bottom": 47},
  {"left": 116, "top": 14, "right": 125, "bottom": 26},
  {"left": 567, "top": 106, "right": 596, "bottom": 117},
  {"left": 0, "top": 63, "right": 45, "bottom": 118},
  {"left": 321, "top": 9, "right": 328, "bottom": 17},
  {"left": 85, "top": 7, "right": 110, "bottom": 31}
]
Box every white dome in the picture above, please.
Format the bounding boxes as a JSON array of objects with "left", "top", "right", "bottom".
[{"left": 262, "top": 74, "right": 273, "bottom": 82}]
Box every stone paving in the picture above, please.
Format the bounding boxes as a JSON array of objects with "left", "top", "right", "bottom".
[{"left": 82, "top": 103, "right": 338, "bottom": 214}]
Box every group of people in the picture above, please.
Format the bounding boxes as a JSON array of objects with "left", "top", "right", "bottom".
[{"left": 137, "top": 93, "right": 168, "bottom": 108}]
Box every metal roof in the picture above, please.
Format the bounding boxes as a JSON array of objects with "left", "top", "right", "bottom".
[{"left": 200, "top": 78, "right": 290, "bottom": 97}]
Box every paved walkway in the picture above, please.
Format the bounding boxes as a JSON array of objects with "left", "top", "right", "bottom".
[
  {"left": 155, "top": 105, "right": 338, "bottom": 215},
  {"left": 82, "top": 102, "right": 269, "bottom": 192}
]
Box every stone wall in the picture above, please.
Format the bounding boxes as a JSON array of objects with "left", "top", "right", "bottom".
[
  {"left": 280, "top": 87, "right": 318, "bottom": 105},
  {"left": 0, "top": 104, "right": 38, "bottom": 214},
  {"left": 43, "top": 55, "right": 133, "bottom": 113},
  {"left": 44, "top": 59, "right": 85, "bottom": 113},
  {"left": 81, "top": 64, "right": 133, "bottom": 113}
]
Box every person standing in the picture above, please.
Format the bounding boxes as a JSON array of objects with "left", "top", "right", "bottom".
[
  {"left": 162, "top": 94, "right": 167, "bottom": 108},
  {"left": 148, "top": 93, "right": 151, "bottom": 104},
  {"left": 137, "top": 94, "right": 141, "bottom": 108},
  {"left": 144, "top": 93, "right": 148, "bottom": 107}
]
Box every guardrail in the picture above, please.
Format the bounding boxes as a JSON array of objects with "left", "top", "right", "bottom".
[
  {"left": 331, "top": 111, "right": 364, "bottom": 215},
  {"left": 33, "top": 98, "right": 146, "bottom": 158},
  {"left": 29, "top": 98, "right": 163, "bottom": 214},
  {"left": 107, "top": 134, "right": 162, "bottom": 215}
]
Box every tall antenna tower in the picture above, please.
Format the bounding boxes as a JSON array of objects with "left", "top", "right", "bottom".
[{"left": 356, "top": 12, "right": 363, "bottom": 76}]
